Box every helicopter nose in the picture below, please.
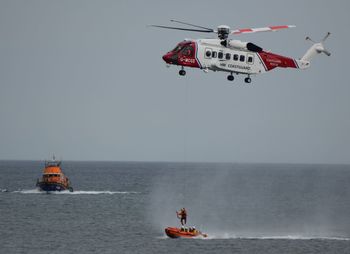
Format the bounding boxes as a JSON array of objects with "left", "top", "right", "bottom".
[{"left": 162, "top": 52, "right": 171, "bottom": 63}]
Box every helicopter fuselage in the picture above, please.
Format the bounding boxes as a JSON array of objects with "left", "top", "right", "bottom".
[{"left": 162, "top": 39, "right": 308, "bottom": 81}]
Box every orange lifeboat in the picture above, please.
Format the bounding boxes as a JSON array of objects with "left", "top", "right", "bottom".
[
  {"left": 165, "top": 226, "right": 207, "bottom": 238},
  {"left": 36, "top": 156, "right": 73, "bottom": 192}
]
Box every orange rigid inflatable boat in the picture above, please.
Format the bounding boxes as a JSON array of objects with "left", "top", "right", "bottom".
[
  {"left": 36, "top": 156, "right": 73, "bottom": 192},
  {"left": 165, "top": 226, "right": 208, "bottom": 238}
]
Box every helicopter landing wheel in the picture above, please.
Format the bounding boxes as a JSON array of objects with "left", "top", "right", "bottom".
[
  {"left": 179, "top": 68, "right": 186, "bottom": 76},
  {"left": 227, "top": 74, "right": 234, "bottom": 81},
  {"left": 244, "top": 77, "right": 251, "bottom": 83}
]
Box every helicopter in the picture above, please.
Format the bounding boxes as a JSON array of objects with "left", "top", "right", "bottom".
[{"left": 151, "top": 20, "right": 331, "bottom": 83}]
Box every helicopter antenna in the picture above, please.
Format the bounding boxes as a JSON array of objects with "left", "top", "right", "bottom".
[{"left": 170, "top": 19, "right": 214, "bottom": 32}]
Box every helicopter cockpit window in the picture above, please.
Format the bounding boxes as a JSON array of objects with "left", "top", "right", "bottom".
[
  {"left": 172, "top": 44, "right": 183, "bottom": 52},
  {"left": 181, "top": 46, "right": 194, "bottom": 56}
]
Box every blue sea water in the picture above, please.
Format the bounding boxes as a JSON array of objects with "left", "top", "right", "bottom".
[{"left": 0, "top": 161, "right": 350, "bottom": 254}]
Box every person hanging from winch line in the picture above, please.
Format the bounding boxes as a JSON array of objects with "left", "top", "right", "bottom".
[{"left": 176, "top": 207, "right": 187, "bottom": 225}]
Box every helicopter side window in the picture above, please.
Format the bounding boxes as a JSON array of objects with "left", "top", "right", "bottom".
[
  {"left": 205, "top": 48, "right": 212, "bottom": 58},
  {"left": 218, "top": 51, "right": 223, "bottom": 59},
  {"left": 247, "top": 54, "right": 254, "bottom": 64},
  {"left": 225, "top": 53, "right": 231, "bottom": 60},
  {"left": 233, "top": 54, "right": 239, "bottom": 61},
  {"left": 240, "top": 55, "right": 245, "bottom": 62},
  {"left": 212, "top": 51, "right": 217, "bottom": 58}
]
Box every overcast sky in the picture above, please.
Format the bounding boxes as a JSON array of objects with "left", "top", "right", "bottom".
[{"left": 0, "top": 0, "right": 349, "bottom": 163}]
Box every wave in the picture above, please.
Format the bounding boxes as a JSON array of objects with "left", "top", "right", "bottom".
[
  {"left": 156, "top": 236, "right": 168, "bottom": 239},
  {"left": 11, "top": 189, "right": 140, "bottom": 195}
]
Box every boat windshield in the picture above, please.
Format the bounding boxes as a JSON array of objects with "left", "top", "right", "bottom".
[
  {"left": 45, "top": 160, "right": 61, "bottom": 167},
  {"left": 44, "top": 174, "right": 61, "bottom": 177}
]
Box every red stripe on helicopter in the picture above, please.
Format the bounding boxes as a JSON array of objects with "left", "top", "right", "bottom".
[
  {"left": 270, "top": 25, "right": 290, "bottom": 30},
  {"left": 256, "top": 53, "right": 268, "bottom": 71},
  {"left": 232, "top": 25, "right": 294, "bottom": 35},
  {"left": 258, "top": 51, "right": 298, "bottom": 71},
  {"left": 234, "top": 28, "right": 253, "bottom": 34}
]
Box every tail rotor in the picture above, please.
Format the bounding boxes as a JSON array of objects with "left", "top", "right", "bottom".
[
  {"left": 322, "top": 32, "right": 331, "bottom": 43},
  {"left": 305, "top": 36, "right": 315, "bottom": 43},
  {"left": 320, "top": 32, "right": 331, "bottom": 56},
  {"left": 301, "top": 32, "right": 331, "bottom": 62}
]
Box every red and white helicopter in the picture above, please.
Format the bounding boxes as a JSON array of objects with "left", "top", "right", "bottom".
[{"left": 151, "top": 20, "right": 330, "bottom": 83}]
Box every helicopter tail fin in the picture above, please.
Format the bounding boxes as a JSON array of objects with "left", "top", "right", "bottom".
[{"left": 300, "top": 32, "right": 331, "bottom": 65}]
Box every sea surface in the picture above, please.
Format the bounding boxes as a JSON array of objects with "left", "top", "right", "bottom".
[{"left": 1, "top": 161, "right": 350, "bottom": 254}]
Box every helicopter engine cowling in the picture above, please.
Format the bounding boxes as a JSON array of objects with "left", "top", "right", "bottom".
[{"left": 228, "top": 40, "right": 263, "bottom": 52}]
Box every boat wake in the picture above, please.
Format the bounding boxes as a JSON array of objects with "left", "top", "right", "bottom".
[
  {"left": 11, "top": 189, "right": 140, "bottom": 195},
  {"left": 202, "top": 232, "right": 350, "bottom": 241},
  {"left": 156, "top": 232, "right": 349, "bottom": 241}
]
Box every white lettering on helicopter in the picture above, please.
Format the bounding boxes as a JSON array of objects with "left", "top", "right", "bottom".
[
  {"left": 266, "top": 58, "right": 281, "bottom": 64},
  {"left": 220, "top": 63, "right": 251, "bottom": 71},
  {"left": 180, "top": 58, "right": 196, "bottom": 64}
]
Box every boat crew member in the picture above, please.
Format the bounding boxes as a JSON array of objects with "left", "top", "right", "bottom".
[{"left": 177, "top": 208, "right": 187, "bottom": 225}]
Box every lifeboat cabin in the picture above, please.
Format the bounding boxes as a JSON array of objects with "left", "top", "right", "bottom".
[{"left": 36, "top": 157, "right": 73, "bottom": 192}]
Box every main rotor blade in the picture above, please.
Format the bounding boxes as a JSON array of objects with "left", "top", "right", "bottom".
[
  {"left": 231, "top": 25, "right": 296, "bottom": 35},
  {"left": 170, "top": 19, "right": 214, "bottom": 32},
  {"left": 150, "top": 25, "right": 214, "bottom": 33}
]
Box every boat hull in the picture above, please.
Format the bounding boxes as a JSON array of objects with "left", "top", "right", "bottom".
[
  {"left": 165, "top": 227, "right": 207, "bottom": 239},
  {"left": 37, "top": 182, "right": 73, "bottom": 192}
]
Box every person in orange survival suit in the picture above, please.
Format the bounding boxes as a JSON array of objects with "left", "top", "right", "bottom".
[{"left": 176, "top": 208, "right": 187, "bottom": 225}]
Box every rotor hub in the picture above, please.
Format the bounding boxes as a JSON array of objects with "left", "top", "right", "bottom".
[{"left": 217, "top": 25, "right": 230, "bottom": 40}]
